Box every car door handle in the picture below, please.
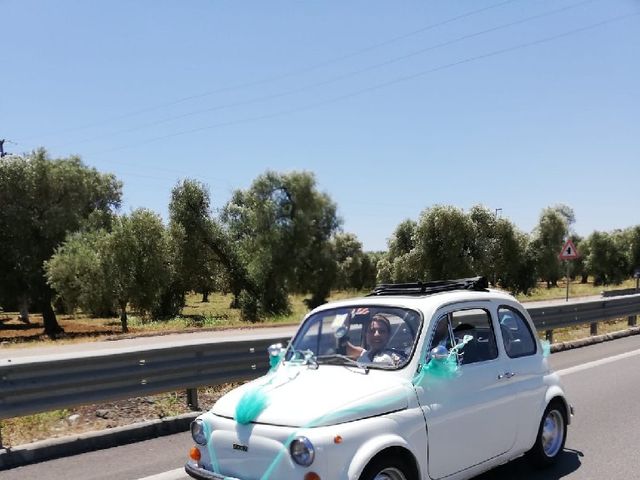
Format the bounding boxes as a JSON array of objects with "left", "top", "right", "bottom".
[{"left": 498, "top": 372, "right": 516, "bottom": 380}]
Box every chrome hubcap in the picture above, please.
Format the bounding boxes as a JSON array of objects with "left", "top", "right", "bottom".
[
  {"left": 373, "top": 467, "right": 407, "bottom": 480},
  {"left": 542, "top": 409, "right": 564, "bottom": 457}
]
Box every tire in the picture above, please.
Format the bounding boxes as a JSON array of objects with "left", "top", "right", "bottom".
[
  {"left": 527, "top": 400, "right": 567, "bottom": 468},
  {"left": 359, "top": 456, "right": 415, "bottom": 480}
]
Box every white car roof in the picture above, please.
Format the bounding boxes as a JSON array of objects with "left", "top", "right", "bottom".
[{"left": 309, "top": 288, "right": 520, "bottom": 318}]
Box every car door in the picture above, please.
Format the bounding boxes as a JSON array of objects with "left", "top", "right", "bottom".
[
  {"left": 417, "top": 303, "right": 519, "bottom": 479},
  {"left": 496, "top": 303, "right": 547, "bottom": 436}
]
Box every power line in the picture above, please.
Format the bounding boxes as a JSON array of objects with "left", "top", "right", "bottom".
[
  {"left": 59, "top": 0, "right": 601, "bottom": 150},
  {"left": 88, "top": 11, "right": 639, "bottom": 157},
  {"left": 20, "top": 0, "right": 522, "bottom": 142}
]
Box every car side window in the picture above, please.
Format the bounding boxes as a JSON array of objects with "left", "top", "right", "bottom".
[
  {"left": 498, "top": 306, "right": 537, "bottom": 358},
  {"left": 450, "top": 308, "right": 498, "bottom": 364}
]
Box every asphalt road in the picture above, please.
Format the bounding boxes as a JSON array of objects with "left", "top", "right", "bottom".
[{"left": 5, "top": 334, "right": 640, "bottom": 480}]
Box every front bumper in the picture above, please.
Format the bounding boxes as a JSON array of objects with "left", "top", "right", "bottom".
[{"left": 185, "top": 462, "right": 242, "bottom": 480}]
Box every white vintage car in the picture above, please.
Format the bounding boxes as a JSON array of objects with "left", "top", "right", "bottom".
[{"left": 185, "top": 277, "right": 572, "bottom": 480}]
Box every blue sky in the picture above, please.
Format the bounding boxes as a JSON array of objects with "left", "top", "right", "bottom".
[{"left": 3, "top": 0, "right": 638, "bottom": 251}]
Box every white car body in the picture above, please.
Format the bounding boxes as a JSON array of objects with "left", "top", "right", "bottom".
[{"left": 185, "top": 282, "right": 571, "bottom": 480}]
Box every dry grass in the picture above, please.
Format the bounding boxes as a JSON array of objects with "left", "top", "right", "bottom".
[
  {"left": 0, "top": 292, "right": 313, "bottom": 347},
  {"left": 0, "top": 383, "right": 242, "bottom": 447},
  {"left": 1, "top": 281, "right": 637, "bottom": 348},
  {"left": 537, "top": 317, "right": 635, "bottom": 343},
  {"left": 516, "top": 278, "right": 637, "bottom": 302}
]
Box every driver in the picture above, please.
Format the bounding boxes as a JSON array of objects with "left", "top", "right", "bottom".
[{"left": 357, "top": 314, "right": 404, "bottom": 366}]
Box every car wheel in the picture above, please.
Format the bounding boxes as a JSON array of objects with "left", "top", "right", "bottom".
[
  {"left": 527, "top": 400, "right": 567, "bottom": 467},
  {"left": 359, "top": 456, "right": 414, "bottom": 480}
]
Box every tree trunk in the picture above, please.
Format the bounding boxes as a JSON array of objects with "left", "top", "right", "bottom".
[
  {"left": 19, "top": 295, "right": 30, "bottom": 324},
  {"left": 120, "top": 303, "right": 129, "bottom": 333},
  {"left": 42, "top": 289, "right": 64, "bottom": 338},
  {"left": 202, "top": 290, "right": 210, "bottom": 303},
  {"left": 581, "top": 274, "right": 589, "bottom": 284},
  {"left": 230, "top": 295, "right": 240, "bottom": 309}
]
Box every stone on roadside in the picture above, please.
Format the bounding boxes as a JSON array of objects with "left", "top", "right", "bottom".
[{"left": 67, "top": 414, "right": 81, "bottom": 423}]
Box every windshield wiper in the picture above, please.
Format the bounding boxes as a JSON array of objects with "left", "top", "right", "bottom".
[{"left": 317, "top": 354, "right": 369, "bottom": 373}]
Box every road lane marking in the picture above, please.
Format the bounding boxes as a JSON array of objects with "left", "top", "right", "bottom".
[
  {"left": 137, "top": 468, "right": 186, "bottom": 480},
  {"left": 556, "top": 347, "right": 640, "bottom": 376}
]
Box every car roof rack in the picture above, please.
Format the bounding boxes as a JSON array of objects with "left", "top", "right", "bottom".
[{"left": 368, "top": 276, "right": 488, "bottom": 297}]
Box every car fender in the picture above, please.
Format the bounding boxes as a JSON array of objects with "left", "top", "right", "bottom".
[
  {"left": 543, "top": 385, "right": 571, "bottom": 424},
  {"left": 515, "top": 381, "right": 571, "bottom": 452},
  {"left": 347, "top": 434, "right": 419, "bottom": 480}
]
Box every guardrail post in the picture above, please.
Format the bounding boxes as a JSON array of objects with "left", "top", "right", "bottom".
[
  {"left": 187, "top": 388, "right": 199, "bottom": 411},
  {"left": 545, "top": 329, "right": 553, "bottom": 344},
  {"left": 629, "top": 315, "right": 637, "bottom": 327},
  {"left": 590, "top": 322, "right": 598, "bottom": 336}
]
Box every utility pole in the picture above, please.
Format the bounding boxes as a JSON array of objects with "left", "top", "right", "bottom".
[{"left": 1, "top": 139, "right": 15, "bottom": 158}]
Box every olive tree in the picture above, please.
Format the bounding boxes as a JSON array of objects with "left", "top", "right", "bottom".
[
  {"left": 585, "top": 230, "right": 629, "bottom": 286},
  {"left": 222, "top": 171, "right": 341, "bottom": 317},
  {"left": 169, "top": 179, "right": 225, "bottom": 304},
  {"left": 531, "top": 207, "right": 569, "bottom": 288},
  {"left": 413, "top": 205, "right": 474, "bottom": 280},
  {"left": 46, "top": 210, "right": 172, "bottom": 332},
  {"left": 166, "top": 178, "right": 261, "bottom": 317},
  {"left": 333, "top": 233, "right": 363, "bottom": 290},
  {"left": 383, "top": 219, "right": 420, "bottom": 283},
  {"left": 332, "top": 233, "right": 376, "bottom": 290},
  {"left": 0, "top": 150, "right": 121, "bottom": 337},
  {"left": 492, "top": 222, "right": 537, "bottom": 294},
  {"left": 379, "top": 205, "right": 535, "bottom": 293},
  {"left": 628, "top": 226, "right": 640, "bottom": 275},
  {"left": 103, "top": 209, "right": 172, "bottom": 331},
  {"left": 45, "top": 230, "right": 113, "bottom": 316},
  {"left": 468, "top": 205, "right": 500, "bottom": 280}
]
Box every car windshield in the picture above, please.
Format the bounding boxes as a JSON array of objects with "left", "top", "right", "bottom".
[{"left": 288, "top": 306, "right": 422, "bottom": 370}]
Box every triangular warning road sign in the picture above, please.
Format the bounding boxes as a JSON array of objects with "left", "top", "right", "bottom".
[{"left": 559, "top": 239, "right": 579, "bottom": 260}]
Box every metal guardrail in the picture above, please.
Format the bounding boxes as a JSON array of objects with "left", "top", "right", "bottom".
[
  {"left": 601, "top": 288, "right": 640, "bottom": 298},
  {"left": 527, "top": 294, "right": 640, "bottom": 339},
  {"left": 1, "top": 294, "right": 639, "bottom": 429},
  {"left": 0, "top": 336, "right": 288, "bottom": 422}
]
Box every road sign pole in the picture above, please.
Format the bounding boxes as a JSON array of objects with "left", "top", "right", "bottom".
[
  {"left": 559, "top": 240, "right": 579, "bottom": 302},
  {"left": 565, "top": 261, "right": 570, "bottom": 302}
]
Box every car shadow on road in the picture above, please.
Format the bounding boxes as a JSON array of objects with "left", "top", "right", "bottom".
[{"left": 473, "top": 449, "right": 583, "bottom": 480}]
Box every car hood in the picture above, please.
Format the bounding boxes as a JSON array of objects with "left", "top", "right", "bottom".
[{"left": 210, "top": 364, "right": 412, "bottom": 428}]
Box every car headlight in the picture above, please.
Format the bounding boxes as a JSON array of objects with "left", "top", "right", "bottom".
[
  {"left": 191, "top": 419, "right": 207, "bottom": 446},
  {"left": 290, "top": 436, "right": 315, "bottom": 466}
]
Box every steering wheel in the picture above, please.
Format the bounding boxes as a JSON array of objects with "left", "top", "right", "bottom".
[{"left": 384, "top": 348, "right": 409, "bottom": 366}]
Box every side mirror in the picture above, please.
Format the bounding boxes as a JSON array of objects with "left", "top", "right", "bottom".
[
  {"left": 430, "top": 345, "right": 449, "bottom": 361},
  {"left": 268, "top": 343, "right": 283, "bottom": 357},
  {"left": 268, "top": 343, "right": 284, "bottom": 368}
]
